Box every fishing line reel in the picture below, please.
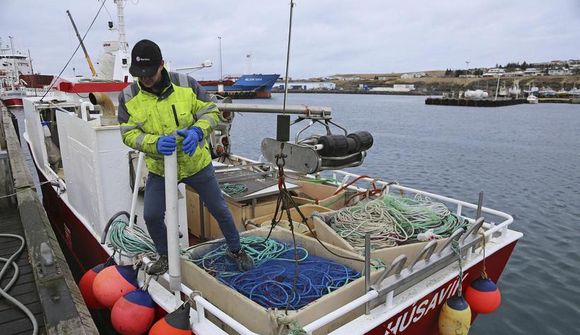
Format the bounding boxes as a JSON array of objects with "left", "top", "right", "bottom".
[{"left": 261, "top": 114, "right": 374, "bottom": 174}]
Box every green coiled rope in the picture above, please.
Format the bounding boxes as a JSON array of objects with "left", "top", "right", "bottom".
[
  {"left": 107, "top": 218, "right": 157, "bottom": 256},
  {"left": 329, "top": 194, "right": 468, "bottom": 252},
  {"left": 220, "top": 183, "right": 248, "bottom": 196}
]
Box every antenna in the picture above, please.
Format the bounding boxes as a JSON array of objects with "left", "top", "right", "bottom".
[
  {"left": 218, "top": 36, "right": 223, "bottom": 81},
  {"left": 115, "top": 0, "right": 128, "bottom": 52},
  {"left": 278, "top": 0, "right": 295, "bottom": 142}
]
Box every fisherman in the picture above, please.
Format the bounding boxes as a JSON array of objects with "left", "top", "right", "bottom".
[{"left": 117, "top": 39, "right": 253, "bottom": 274}]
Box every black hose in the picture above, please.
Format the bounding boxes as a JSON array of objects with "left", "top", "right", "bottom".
[{"left": 100, "top": 211, "right": 130, "bottom": 244}]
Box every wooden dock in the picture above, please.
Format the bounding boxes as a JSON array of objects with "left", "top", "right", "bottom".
[{"left": 1, "top": 103, "right": 98, "bottom": 335}]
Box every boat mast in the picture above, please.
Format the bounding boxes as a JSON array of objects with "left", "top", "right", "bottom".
[
  {"left": 115, "top": 0, "right": 128, "bottom": 52},
  {"left": 8, "top": 36, "right": 17, "bottom": 89}
]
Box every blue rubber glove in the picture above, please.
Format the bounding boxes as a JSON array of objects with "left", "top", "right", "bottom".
[
  {"left": 156, "top": 135, "right": 176, "bottom": 155},
  {"left": 177, "top": 127, "right": 203, "bottom": 156}
]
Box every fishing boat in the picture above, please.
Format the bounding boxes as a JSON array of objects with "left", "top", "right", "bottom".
[
  {"left": 22, "top": 82, "right": 522, "bottom": 335},
  {"left": 20, "top": 2, "right": 522, "bottom": 334},
  {"left": 527, "top": 94, "right": 539, "bottom": 104},
  {"left": 0, "top": 37, "right": 31, "bottom": 107},
  {"left": 0, "top": 37, "right": 56, "bottom": 107}
]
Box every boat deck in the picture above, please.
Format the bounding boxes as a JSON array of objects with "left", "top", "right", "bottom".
[{"left": 0, "top": 207, "right": 46, "bottom": 335}]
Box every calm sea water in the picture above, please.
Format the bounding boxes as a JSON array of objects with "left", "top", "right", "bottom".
[{"left": 230, "top": 93, "right": 580, "bottom": 335}]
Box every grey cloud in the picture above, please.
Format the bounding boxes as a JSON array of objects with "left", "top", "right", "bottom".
[{"left": 1, "top": 0, "right": 579, "bottom": 79}]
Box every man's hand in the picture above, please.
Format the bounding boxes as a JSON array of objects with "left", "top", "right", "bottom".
[
  {"left": 156, "top": 135, "right": 176, "bottom": 155},
  {"left": 177, "top": 127, "right": 203, "bottom": 156}
]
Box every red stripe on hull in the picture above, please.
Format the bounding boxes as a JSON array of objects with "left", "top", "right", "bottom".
[
  {"left": 37, "top": 171, "right": 110, "bottom": 280},
  {"left": 1, "top": 98, "right": 24, "bottom": 107},
  {"left": 365, "top": 240, "right": 518, "bottom": 335}
]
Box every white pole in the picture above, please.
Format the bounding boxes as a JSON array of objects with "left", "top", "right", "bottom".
[
  {"left": 164, "top": 150, "right": 181, "bottom": 293},
  {"left": 129, "top": 152, "right": 145, "bottom": 228},
  {"left": 218, "top": 36, "right": 223, "bottom": 81}
]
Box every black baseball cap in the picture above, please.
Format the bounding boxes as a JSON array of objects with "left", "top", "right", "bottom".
[{"left": 129, "top": 39, "right": 162, "bottom": 77}]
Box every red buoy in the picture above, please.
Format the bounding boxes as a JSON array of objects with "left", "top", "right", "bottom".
[
  {"left": 93, "top": 265, "right": 138, "bottom": 308},
  {"left": 112, "top": 290, "right": 155, "bottom": 335},
  {"left": 149, "top": 302, "right": 192, "bottom": 335},
  {"left": 79, "top": 263, "right": 108, "bottom": 309},
  {"left": 465, "top": 277, "right": 501, "bottom": 314}
]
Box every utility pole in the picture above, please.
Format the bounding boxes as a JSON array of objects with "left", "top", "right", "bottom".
[{"left": 218, "top": 36, "right": 223, "bottom": 81}]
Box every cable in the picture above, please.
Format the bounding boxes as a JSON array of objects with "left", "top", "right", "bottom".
[
  {"left": 0, "top": 234, "right": 39, "bottom": 335},
  {"left": 40, "top": 0, "right": 108, "bottom": 101},
  {"left": 0, "top": 177, "right": 62, "bottom": 199}
]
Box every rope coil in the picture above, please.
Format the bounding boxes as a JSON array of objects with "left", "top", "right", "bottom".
[{"left": 329, "top": 194, "right": 468, "bottom": 252}]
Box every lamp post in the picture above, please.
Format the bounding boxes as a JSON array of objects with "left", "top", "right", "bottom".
[{"left": 218, "top": 36, "right": 223, "bottom": 81}]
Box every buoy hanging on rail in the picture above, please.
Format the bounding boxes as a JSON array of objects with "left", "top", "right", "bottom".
[
  {"left": 149, "top": 301, "right": 193, "bottom": 335},
  {"left": 79, "top": 263, "right": 109, "bottom": 309},
  {"left": 438, "top": 295, "right": 471, "bottom": 335},
  {"left": 465, "top": 276, "right": 501, "bottom": 314},
  {"left": 93, "top": 265, "right": 139, "bottom": 308},
  {"left": 111, "top": 289, "right": 155, "bottom": 335}
]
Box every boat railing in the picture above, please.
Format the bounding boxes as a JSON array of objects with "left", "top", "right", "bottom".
[{"left": 329, "top": 170, "right": 513, "bottom": 240}]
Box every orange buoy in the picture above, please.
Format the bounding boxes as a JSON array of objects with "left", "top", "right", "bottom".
[
  {"left": 79, "top": 263, "right": 109, "bottom": 309},
  {"left": 465, "top": 277, "right": 501, "bottom": 314},
  {"left": 112, "top": 290, "right": 155, "bottom": 335},
  {"left": 93, "top": 265, "right": 138, "bottom": 308},
  {"left": 149, "top": 302, "right": 192, "bottom": 335}
]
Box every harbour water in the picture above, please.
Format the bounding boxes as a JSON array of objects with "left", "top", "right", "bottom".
[{"left": 230, "top": 93, "right": 580, "bottom": 334}]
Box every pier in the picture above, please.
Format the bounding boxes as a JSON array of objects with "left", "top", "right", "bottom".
[
  {"left": 0, "top": 103, "right": 98, "bottom": 334},
  {"left": 425, "top": 97, "right": 528, "bottom": 107}
]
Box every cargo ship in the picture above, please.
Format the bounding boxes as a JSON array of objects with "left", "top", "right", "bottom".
[{"left": 201, "top": 74, "right": 280, "bottom": 98}]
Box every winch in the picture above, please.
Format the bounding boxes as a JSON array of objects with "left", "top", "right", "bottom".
[{"left": 215, "top": 102, "right": 374, "bottom": 174}]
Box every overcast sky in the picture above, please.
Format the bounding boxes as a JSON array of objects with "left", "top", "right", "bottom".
[{"left": 2, "top": 0, "right": 580, "bottom": 80}]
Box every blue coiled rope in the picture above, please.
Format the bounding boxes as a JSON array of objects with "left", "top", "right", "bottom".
[{"left": 189, "top": 238, "right": 361, "bottom": 310}]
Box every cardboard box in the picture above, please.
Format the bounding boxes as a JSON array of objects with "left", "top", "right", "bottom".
[
  {"left": 181, "top": 227, "right": 380, "bottom": 335},
  {"left": 186, "top": 185, "right": 310, "bottom": 239},
  {"left": 246, "top": 204, "right": 333, "bottom": 237},
  {"left": 289, "top": 179, "right": 354, "bottom": 210}
]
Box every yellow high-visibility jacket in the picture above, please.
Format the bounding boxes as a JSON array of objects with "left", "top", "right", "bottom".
[{"left": 118, "top": 69, "right": 218, "bottom": 180}]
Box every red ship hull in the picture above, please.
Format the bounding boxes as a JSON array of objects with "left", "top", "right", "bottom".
[
  {"left": 365, "top": 241, "right": 517, "bottom": 335},
  {"left": 37, "top": 171, "right": 110, "bottom": 280}
]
